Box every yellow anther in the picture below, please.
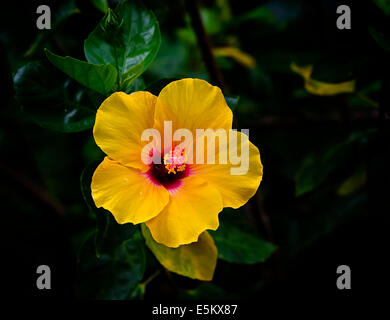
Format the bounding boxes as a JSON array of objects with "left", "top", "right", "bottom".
[{"left": 163, "top": 147, "right": 187, "bottom": 174}]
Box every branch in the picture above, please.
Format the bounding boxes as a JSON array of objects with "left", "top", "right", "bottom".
[{"left": 186, "top": 0, "right": 225, "bottom": 90}]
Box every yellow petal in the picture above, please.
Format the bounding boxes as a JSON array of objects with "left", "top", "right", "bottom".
[
  {"left": 153, "top": 78, "right": 233, "bottom": 150},
  {"left": 93, "top": 91, "right": 157, "bottom": 171},
  {"left": 91, "top": 157, "right": 169, "bottom": 224},
  {"left": 145, "top": 176, "right": 223, "bottom": 248},
  {"left": 305, "top": 78, "right": 355, "bottom": 96},
  {"left": 141, "top": 224, "right": 217, "bottom": 281},
  {"left": 192, "top": 131, "right": 263, "bottom": 208},
  {"left": 291, "top": 62, "right": 355, "bottom": 96},
  {"left": 337, "top": 170, "right": 367, "bottom": 196},
  {"left": 291, "top": 62, "right": 313, "bottom": 80},
  {"left": 213, "top": 46, "right": 256, "bottom": 69}
]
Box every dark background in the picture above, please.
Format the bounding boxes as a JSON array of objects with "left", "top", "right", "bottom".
[{"left": 1, "top": 0, "right": 389, "bottom": 303}]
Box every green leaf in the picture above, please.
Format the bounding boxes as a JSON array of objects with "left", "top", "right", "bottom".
[
  {"left": 45, "top": 49, "right": 117, "bottom": 95},
  {"left": 374, "top": 0, "right": 390, "bottom": 15},
  {"left": 84, "top": 0, "right": 161, "bottom": 89},
  {"left": 294, "top": 140, "right": 350, "bottom": 196},
  {"left": 124, "top": 77, "right": 146, "bottom": 94},
  {"left": 128, "top": 283, "right": 146, "bottom": 300},
  {"left": 225, "top": 95, "right": 240, "bottom": 111},
  {"left": 91, "top": 0, "right": 109, "bottom": 13},
  {"left": 210, "top": 209, "right": 276, "bottom": 264},
  {"left": 13, "top": 61, "right": 98, "bottom": 132},
  {"left": 80, "top": 161, "right": 137, "bottom": 256},
  {"left": 369, "top": 26, "right": 390, "bottom": 52},
  {"left": 77, "top": 160, "right": 144, "bottom": 299},
  {"left": 147, "top": 35, "right": 189, "bottom": 78},
  {"left": 77, "top": 230, "right": 146, "bottom": 300},
  {"left": 119, "top": 62, "right": 144, "bottom": 91},
  {"left": 293, "top": 130, "right": 374, "bottom": 197},
  {"left": 200, "top": 8, "right": 223, "bottom": 35},
  {"left": 141, "top": 224, "right": 217, "bottom": 281}
]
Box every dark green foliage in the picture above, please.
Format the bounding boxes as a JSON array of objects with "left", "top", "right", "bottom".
[
  {"left": 210, "top": 209, "right": 276, "bottom": 264},
  {"left": 45, "top": 49, "right": 117, "bottom": 95},
  {"left": 84, "top": 0, "right": 161, "bottom": 90},
  {"left": 80, "top": 161, "right": 138, "bottom": 256},
  {"left": 5, "top": 0, "right": 390, "bottom": 300},
  {"left": 78, "top": 160, "right": 145, "bottom": 299},
  {"left": 13, "top": 61, "right": 98, "bottom": 132},
  {"left": 77, "top": 231, "right": 145, "bottom": 299}
]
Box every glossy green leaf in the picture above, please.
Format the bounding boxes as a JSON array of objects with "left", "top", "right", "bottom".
[
  {"left": 91, "top": 0, "right": 109, "bottom": 13},
  {"left": 80, "top": 160, "right": 137, "bottom": 256},
  {"left": 45, "top": 49, "right": 117, "bottom": 95},
  {"left": 124, "top": 77, "right": 146, "bottom": 94},
  {"left": 77, "top": 230, "right": 146, "bottom": 300},
  {"left": 84, "top": 0, "right": 161, "bottom": 89},
  {"left": 210, "top": 209, "right": 276, "bottom": 264},
  {"left": 13, "top": 61, "right": 98, "bottom": 132},
  {"left": 141, "top": 224, "right": 217, "bottom": 281},
  {"left": 119, "top": 62, "right": 144, "bottom": 91}
]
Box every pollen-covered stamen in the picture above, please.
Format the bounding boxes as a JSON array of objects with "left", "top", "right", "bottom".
[
  {"left": 163, "top": 147, "right": 187, "bottom": 174},
  {"left": 145, "top": 146, "right": 190, "bottom": 191}
]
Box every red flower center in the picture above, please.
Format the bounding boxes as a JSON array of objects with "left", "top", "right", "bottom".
[{"left": 145, "top": 146, "right": 191, "bottom": 192}]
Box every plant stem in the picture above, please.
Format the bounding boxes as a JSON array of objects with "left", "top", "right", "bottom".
[
  {"left": 142, "top": 270, "right": 160, "bottom": 287},
  {"left": 186, "top": 0, "right": 225, "bottom": 91},
  {"left": 254, "top": 193, "right": 273, "bottom": 242}
]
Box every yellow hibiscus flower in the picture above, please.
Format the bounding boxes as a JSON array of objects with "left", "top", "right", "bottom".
[{"left": 91, "top": 78, "right": 263, "bottom": 248}]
